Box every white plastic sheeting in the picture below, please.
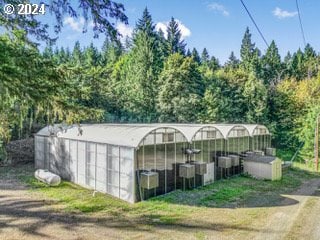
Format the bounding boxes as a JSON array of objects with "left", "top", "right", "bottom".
[{"left": 34, "top": 135, "right": 135, "bottom": 203}]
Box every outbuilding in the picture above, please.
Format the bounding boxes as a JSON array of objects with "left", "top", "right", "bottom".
[
  {"left": 243, "top": 156, "right": 282, "bottom": 181},
  {"left": 34, "top": 123, "right": 273, "bottom": 203}
]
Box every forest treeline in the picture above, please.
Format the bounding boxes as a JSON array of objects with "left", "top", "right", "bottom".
[{"left": 1, "top": 8, "right": 320, "bottom": 160}]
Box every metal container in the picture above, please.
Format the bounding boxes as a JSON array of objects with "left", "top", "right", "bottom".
[
  {"left": 192, "top": 162, "right": 207, "bottom": 175},
  {"left": 35, "top": 169, "right": 61, "bottom": 186},
  {"left": 254, "top": 150, "right": 265, "bottom": 156},
  {"left": 228, "top": 155, "right": 240, "bottom": 166},
  {"left": 246, "top": 151, "right": 254, "bottom": 156},
  {"left": 140, "top": 172, "right": 159, "bottom": 189},
  {"left": 179, "top": 164, "right": 195, "bottom": 179},
  {"left": 266, "top": 148, "right": 276, "bottom": 157},
  {"left": 218, "top": 156, "right": 232, "bottom": 168}
]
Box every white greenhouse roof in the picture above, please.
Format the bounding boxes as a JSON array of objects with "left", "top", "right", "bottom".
[
  {"left": 242, "top": 124, "right": 270, "bottom": 136},
  {"left": 212, "top": 124, "right": 248, "bottom": 138},
  {"left": 36, "top": 123, "right": 270, "bottom": 148}
]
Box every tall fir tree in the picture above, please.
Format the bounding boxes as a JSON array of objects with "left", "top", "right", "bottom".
[
  {"left": 101, "top": 38, "right": 123, "bottom": 66},
  {"left": 240, "top": 27, "right": 256, "bottom": 71},
  {"left": 225, "top": 51, "right": 239, "bottom": 70},
  {"left": 84, "top": 43, "right": 100, "bottom": 66},
  {"left": 71, "top": 41, "right": 83, "bottom": 65},
  {"left": 158, "top": 54, "right": 204, "bottom": 122},
  {"left": 261, "top": 40, "right": 282, "bottom": 86},
  {"left": 123, "top": 8, "right": 163, "bottom": 121},
  {"left": 201, "top": 48, "right": 210, "bottom": 63},
  {"left": 304, "top": 43, "right": 318, "bottom": 79},
  {"left": 166, "top": 17, "right": 186, "bottom": 55},
  {"left": 191, "top": 48, "right": 201, "bottom": 64}
]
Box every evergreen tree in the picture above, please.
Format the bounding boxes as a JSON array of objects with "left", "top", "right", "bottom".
[
  {"left": 157, "top": 28, "right": 167, "bottom": 60},
  {"left": 240, "top": 27, "right": 255, "bottom": 71},
  {"left": 243, "top": 73, "right": 268, "bottom": 123},
  {"left": 191, "top": 48, "right": 201, "bottom": 64},
  {"left": 290, "top": 49, "right": 305, "bottom": 80},
  {"left": 186, "top": 49, "right": 192, "bottom": 57},
  {"left": 261, "top": 40, "right": 282, "bottom": 86},
  {"left": 122, "top": 9, "right": 163, "bottom": 121},
  {"left": 166, "top": 17, "right": 186, "bottom": 55},
  {"left": 1, "top": 0, "right": 128, "bottom": 43},
  {"left": 208, "top": 56, "right": 220, "bottom": 71},
  {"left": 135, "top": 8, "right": 155, "bottom": 37},
  {"left": 71, "top": 41, "right": 83, "bottom": 65},
  {"left": 201, "top": 48, "right": 210, "bottom": 63},
  {"left": 101, "top": 38, "right": 123, "bottom": 66},
  {"left": 84, "top": 43, "right": 100, "bottom": 66},
  {"left": 283, "top": 51, "right": 293, "bottom": 78},
  {"left": 158, "top": 54, "right": 204, "bottom": 122},
  {"left": 304, "top": 43, "right": 318, "bottom": 78},
  {"left": 43, "top": 45, "right": 54, "bottom": 60},
  {"left": 225, "top": 51, "right": 239, "bottom": 69}
]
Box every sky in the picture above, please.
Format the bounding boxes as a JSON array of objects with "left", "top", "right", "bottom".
[{"left": 38, "top": 0, "right": 320, "bottom": 63}]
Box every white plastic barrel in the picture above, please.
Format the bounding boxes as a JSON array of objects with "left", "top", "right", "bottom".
[{"left": 34, "top": 169, "right": 61, "bottom": 186}]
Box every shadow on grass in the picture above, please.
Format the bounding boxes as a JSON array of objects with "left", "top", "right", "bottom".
[
  {"left": 148, "top": 167, "right": 320, "bottom": 209},
  {"left": 0, "top": 196, "right": 282, "bottom": 238},
  {"left": 1, "top": 163, "right": 320, "bottom": 238}
]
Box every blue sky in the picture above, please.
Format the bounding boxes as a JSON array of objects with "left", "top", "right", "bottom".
[{"left": 44, "top": 0, "right": 320, "bottom": 63}]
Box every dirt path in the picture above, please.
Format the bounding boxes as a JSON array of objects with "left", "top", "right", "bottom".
[
  {"left": 248, "top": 178, "right": 320, "bottom": 240},
  {"left": 1, "top": 166, "right": 320, "bottom": 240}
]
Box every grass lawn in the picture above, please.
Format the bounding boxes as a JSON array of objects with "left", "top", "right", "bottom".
[
  {"left": 14, "top": 158, "right": 320, "bottom": 226},
  {"left": 2, "top": 151, "right": 320, "bottom": 239}
]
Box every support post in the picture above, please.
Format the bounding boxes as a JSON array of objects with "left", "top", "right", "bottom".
[{"left": 316, "top": 114, "right": 319, "bottom": 172}]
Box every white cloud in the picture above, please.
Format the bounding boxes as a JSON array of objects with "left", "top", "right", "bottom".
[
  {"left": 273, "top": 7, "right": 297, "bottom": 19},
  {"left": 63, "top": 17, "right": 85, "bottom": 32},
  {"left": 155, "top": 20, "right": 191, "bottom": 39},
  {"left": 208, "top": 2, "right": 229, "bottom": 16},
  {"left": 116, "top": 22, "right": 133, "bottom": 39}
]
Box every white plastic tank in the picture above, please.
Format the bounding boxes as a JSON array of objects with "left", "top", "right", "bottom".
[{"left": 34, "top": 169, "right": 61, "bottom": 186}]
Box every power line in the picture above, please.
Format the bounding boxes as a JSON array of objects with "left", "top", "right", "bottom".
[
  {"left": 296, "top": 0, "right": 306, "bottom": 47},
  {"left": 239, "top": 0, "right": 269, "bottom": 48}
]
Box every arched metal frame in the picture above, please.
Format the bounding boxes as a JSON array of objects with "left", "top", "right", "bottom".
[
  {"left": 190, "top": 126, "right": 224, "bottom": 163},
  {"left": 136, "top": 127, "right": 189, "bottom": 198},
  {"left": 225, "top": 125, "right": 250, "bottom": 155},
  {"left": 249, "top": 126, "right": 271, "bottom": 151}
]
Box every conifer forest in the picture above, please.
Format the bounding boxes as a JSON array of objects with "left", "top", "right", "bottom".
[{"left": 1, "top": 2, "right": 320, "bottom": 162}]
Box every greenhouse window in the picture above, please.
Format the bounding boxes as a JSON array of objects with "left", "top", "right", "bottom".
[
  {"left": 163, "top": 132, "right": 174, "bottom": 142},
  {"left": 207, "top": 130, "right": 216, "bottom": 139}
]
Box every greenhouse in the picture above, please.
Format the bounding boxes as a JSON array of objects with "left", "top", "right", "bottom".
[{"left": 34, "top": 123, "right": 272, "bottom": 203}]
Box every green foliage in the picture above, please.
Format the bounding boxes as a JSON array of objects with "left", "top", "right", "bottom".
[
  {"left": 201, "top": 48, "right": 210, "bottom": 64},
  {"left": 2, "top": 2, "right": 320, "bottom": 162},
  {"left": 243, "top": 73, "right": 268, "bottom": 123},
  {"left": 158, "top": 54, "right": 204, "bottom": 122},
  {"left": 261, "top": 40, "right": 282, "bottom": 85},
  {"left": 191, "top": 48, "right": 201, "bottom": 64},
  {"left": 0, "top": 0, "right": 128, "bottom": 43},
  {"left": 0, "top": 30, "right": 102, "bottom": 160},
  {"left": 240, "top": 27, "right": 256, "bottom": 71},
  {"left": 166, "top": 17, "right": 186, "bottom": 55}
]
